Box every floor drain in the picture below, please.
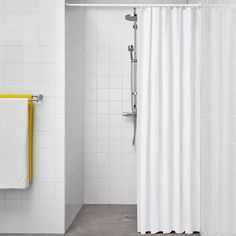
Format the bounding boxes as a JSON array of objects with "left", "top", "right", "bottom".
[{"left": 123, "top": 215, "right": 137, "bottom": 221}]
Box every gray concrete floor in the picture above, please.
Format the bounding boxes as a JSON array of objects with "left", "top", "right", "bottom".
[
  {"left": 66, "top": 204, "right": 200, "bottom": 236},
  {"left": 0, "top": 204, "right": 201, "bottom": 236}
]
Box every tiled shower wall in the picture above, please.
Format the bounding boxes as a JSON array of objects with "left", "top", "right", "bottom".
[
  {"left": 65, "top": 6, "right": 85, "bottom": 230},
  {"left": 83, "top": 7, "right": 136, "bottom": 204},
  {"left": 0, "top": 0, "right": 65, "bottom": 233}
]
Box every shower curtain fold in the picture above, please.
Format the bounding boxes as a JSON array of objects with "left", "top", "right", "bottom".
[{"left": 137, "top": 7, "right": 201, "bottom": 234}]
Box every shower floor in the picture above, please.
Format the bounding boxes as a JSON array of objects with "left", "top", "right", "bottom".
[
  {"left": 67, "top": 204, "right": 200, "bottom": 236},
  {"left": 0, "top": 205, "right": 201, "bottom": 236}
]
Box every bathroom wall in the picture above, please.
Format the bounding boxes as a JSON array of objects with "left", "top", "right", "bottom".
[
  {"left": 201, "top": 1, "right": 236, "bottom": 235},
  {"left": 83, "top": 0, "right": 189, "bottom": 205},
  {"left": 65, "top": 5, "right": 85, "bottom": 231},
  {"left": 83, "top": 7, "right": 136, "bottom": 204},
  {"left": 0, "top": 0, "right": 65, "bottom": 233}
]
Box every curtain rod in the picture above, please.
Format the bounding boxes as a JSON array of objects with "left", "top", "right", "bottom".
[{"left": 65, "top": 3, "right": 202, "bottom": 7}]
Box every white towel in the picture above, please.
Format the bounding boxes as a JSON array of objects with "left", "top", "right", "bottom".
[{"left": 0, "top": 98, "right": 29, "bottom": 189}]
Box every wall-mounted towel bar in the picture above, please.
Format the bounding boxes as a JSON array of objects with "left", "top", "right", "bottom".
[
  {"left": 29, "top": 94, "right": 43, "bottom": 102},
  {"left": 0, "top": 93, "right": 41, "bottom": 183}
]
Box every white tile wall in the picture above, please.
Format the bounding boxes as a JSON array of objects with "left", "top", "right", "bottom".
[
  {"left": 65, "top": 6, "right": 85, "bottom": 231},
  {"left": 0, "top": 0, "right": 65, "bottom": 233},
  {"left": 0, "top": 0, "right": 192, "bottom": 233},
  {"left": 84, "top": 7, "right": 136, "bottom": 204}
]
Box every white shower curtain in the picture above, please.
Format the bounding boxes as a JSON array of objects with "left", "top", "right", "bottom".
[
  {"left": 137, "top": 7, "right": 201, "bottom": 234},
  {"left": 201, "top": 6, "right": 236, "bottom": 236}
]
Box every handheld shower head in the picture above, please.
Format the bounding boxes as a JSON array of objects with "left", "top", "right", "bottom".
[
  {"left": 128, "top": 45, "right": 134, "bottom": 52},
  {"left": 128, "top": 45, "right": 135, "bottom": 61}
]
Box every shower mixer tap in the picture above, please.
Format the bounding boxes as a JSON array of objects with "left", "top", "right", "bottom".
[{"left": 122, "top": 112, "right": 136, "bottom": 118}]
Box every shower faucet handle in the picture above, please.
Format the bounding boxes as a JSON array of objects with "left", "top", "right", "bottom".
[
  {"left": 122, "top": 112, "right": 133, "bottom": 117},
  {"left": 122, "top": 112, "right": 137, "bottom": 118}
]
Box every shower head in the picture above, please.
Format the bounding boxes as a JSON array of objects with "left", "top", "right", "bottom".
[
  {"left": 128, "top": 45, "right": 135, "bottom": 61},
  {"left": 128, "top": 45, "right": 134, "bottom": 52},
  {"left": 125, "top": 14, "right": 137, "bottom": 22}
]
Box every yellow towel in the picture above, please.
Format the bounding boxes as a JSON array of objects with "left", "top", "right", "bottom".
[{"left": 0, "top": 94, "right": 33, "bottom": 183}]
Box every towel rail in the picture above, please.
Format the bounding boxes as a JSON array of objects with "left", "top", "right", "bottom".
[{"left": 29, "top": 94, "right": 43, "bottom": 102}]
